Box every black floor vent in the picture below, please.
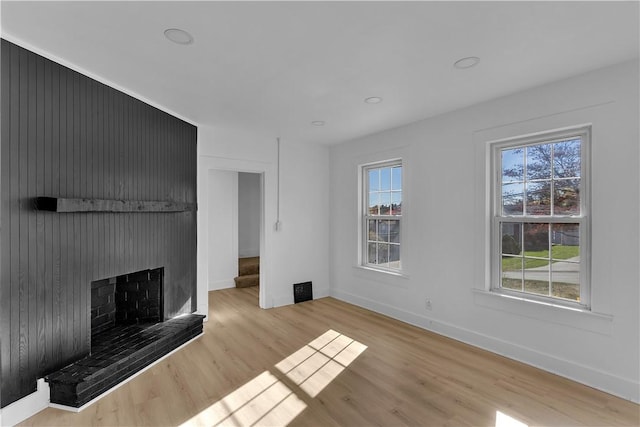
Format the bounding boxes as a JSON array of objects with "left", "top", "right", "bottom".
[{"left": 293, "top": 281, "right": 313, "bottom": 303}]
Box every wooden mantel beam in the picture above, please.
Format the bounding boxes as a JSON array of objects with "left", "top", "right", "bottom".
[{"left": 34, "top": 197, "right": 196, "bottom": 213}]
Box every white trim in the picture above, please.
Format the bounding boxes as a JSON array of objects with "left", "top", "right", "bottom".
[
  {"left": 353, "top": 264, "right": 410, "bottom": 279},
  {"left": 330, "top": 289, "right": 639, "bottom": 403},
  {"left": 0, "top": 379, "right": 50, "bottom": 427},
  {"left": 360, "top": 159, "right": 404, "bottom": 273},
  {"left": 198, "top": 154, "right": 273, "bottom": 309},
  {"left": 488, "top": 125, "right": 591, "bottom": 309}
]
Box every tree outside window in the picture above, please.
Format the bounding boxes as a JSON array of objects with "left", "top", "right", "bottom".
[{"left": 493, "top": 128, "right": 589, "bottom": 306}]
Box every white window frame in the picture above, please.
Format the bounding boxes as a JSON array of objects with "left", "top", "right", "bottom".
[
  {"left": 361, "top": 159, "right": 403, "bottom": 273},
  {"left": 490, "top": 126, "right": 591, "bottom": 309}
]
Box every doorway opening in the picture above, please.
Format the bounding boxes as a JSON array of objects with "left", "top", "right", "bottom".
[
  {"left": 234, "top": 172, "right": 261, "bottom": 302},
  {"left": 205, "top": 168, "right": 264, "bottom": 308}
]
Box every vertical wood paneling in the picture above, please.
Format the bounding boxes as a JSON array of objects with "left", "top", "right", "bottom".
[
  {"left": 35, "top": 51, "right": 47, "bottom": 376},
  {"left": 114, "top": 92, "right": 122, "bottom": 274},
  {"left": 50, "top": 60, "right": 62, "bottom": 370},
  {"left": 19, "top": 45, "right": 31, "bottom": 396},
  {"left": 91, "top": 80, "right": 99, "bottom": 276},
  {"left": 42, "top": 55, "right": 53, "bottom": 374},
  {"left": 143, "top": 107, "right": 148, "bottom": 265},
  {"left": 94, "top": 81, "right": 101, "bottom": 278},
  {"left": 0, "top": 40, "right": 197, "bottom": 407},
  {"left": 0, "top": 36, "right": 11, "bottom": 406},
  {"left": 58, "top": 59, "right": 70, "bottom": 367},
  {"left": 71, "top": 69, "right": 80, "bottom": 357},
  {"left": 80, "top": 74, "right": 89, "bottom": 352},
  {"left": 8, "top": 43, "right": 21, "bottom": 397},
  {"left": 105, "top": 87, "right": 112, "bottom": 276}
]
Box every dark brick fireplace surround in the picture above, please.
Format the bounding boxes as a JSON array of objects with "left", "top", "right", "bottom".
[{"left": 45, "top": 268, "right": 204, "bottom": 408}]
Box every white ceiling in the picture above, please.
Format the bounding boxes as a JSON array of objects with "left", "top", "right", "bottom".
[{"left": 2, "top": 1, "right": 639, "bottom": 146}]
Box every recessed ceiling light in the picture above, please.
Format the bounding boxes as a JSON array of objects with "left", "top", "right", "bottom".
[
  {"left": 311, "top": 121, "right": 326, "bottom": 126},
  {"left": 453, "top": 56, "right": 480, "bottom": 69},
  {"left": 365, "top": 96, "right": 383, "bottom": 104},
  {"left": 164, "top": 28, "right": 194, "bottom": 45}
]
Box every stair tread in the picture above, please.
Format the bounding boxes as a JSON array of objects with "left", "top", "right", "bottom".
[
  {"left": 238, "top": 257, "right": 260, "bottom": 276},
  {"left": 234, "top": 274, "right": 259, "bottom": 288}
]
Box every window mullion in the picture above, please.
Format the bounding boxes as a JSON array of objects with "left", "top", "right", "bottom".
[
  {"left": 519, "top": 224, "right": 524, "bottom": 292},
  {"left": 361, "top": 160, "right": 402, "bottom": 272},
  {"left": 491, "top": 126, "right": 589, "bottom": 308},
  {"left": 547, "top": 222, "right": 552, "bottom": 297},
  {"left": 523, "top": 146, "right": 528, "bottom": 216}
]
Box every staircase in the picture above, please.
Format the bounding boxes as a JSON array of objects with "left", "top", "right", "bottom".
[{"left": 234, "top": 256, "right": 259, "bottom": 288}]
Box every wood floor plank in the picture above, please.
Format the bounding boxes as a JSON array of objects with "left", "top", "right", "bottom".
[{"left": 19, "top": 287, "right": 640, "bottom": 426}]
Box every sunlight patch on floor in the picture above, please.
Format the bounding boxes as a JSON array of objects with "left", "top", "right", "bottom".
[
  {"left": 180, "top": 329, "right": 366, "bottom": 426},
  {"left": 179, "top": 371, "right": 306, "bottom": 427},
  {"left": 276, "top": 329, "right": 368, "bottom": 398},
  {"left": 496, "top": 410, "right": 528, "bottom": 427}
]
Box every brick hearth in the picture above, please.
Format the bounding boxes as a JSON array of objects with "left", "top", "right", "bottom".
[{"left": 45, "top": 314, "right": 204, "bottom": 408}]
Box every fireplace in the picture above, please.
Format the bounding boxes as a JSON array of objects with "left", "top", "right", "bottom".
[
  {"left": 91, "top": 268, "right": 164, "bottom": 339},
  {"left": 46, "top": 267, "right": 204, "bottom": 408},
  {"left": 1, "top": 40, "right": 199, "bottom": 408}
]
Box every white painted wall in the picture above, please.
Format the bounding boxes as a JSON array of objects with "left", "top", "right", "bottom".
[
  {"left": 238, "top": 172, "right": 261, "bottom": 258},
  {"left": 197, "top": 126, "right": 330, "bottom": 313},
  {"left": 329, "top": 60, "right": 640, "bottom": 402},
  {"left": 206, "top": 169, "right": 238, "bottom": 291}
]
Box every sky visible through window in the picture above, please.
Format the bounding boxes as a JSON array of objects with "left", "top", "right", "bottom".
[
  {"left": 369, "top": 165, "right": 402, "bottom": 191},
  {"left": 501, "top": 138, "right": 581, "bottom": 217},
  {"left": 369, "top": 165, "right": 402, "bottom": 215},
  {"left": 366, "top": 163, "right": 402, "bottom": 269}
]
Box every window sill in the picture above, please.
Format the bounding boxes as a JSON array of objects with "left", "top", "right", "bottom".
[
  {"left": 355, "top": 265, "right": 409, "bottom": 278},
  {"left": 472, "top": 289, "right": 613, "bottom": 335},
  {"left": 352, "top": 265, "right": 410, "bottom": 287}
]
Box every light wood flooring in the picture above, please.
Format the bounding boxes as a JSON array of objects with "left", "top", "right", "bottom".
[{"left": 20, "top": 287, "right": 640, "bottom": 426}]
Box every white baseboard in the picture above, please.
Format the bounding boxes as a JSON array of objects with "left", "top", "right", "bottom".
[
  {"left": 272, "top": 293, "right": 293, "bottom": 308},
  {"left": 209, "top": 279, "right": 235, "bottom": 291},
  {"left": 330, "top": 289, "right": 640, "bottom": 404},
  {"left": 313, "top": 288, "right": 330, "bottom": 300},
  {"left": 197, "top": 301, "right": 209, "bottom": 322},
  {"left": 0, "top": 332, "right": 205, "bottom": 425},
  {"left": 0, "top": 378, "right": 50, "bottom": 427},
  {"left": 272, "top": 286, "right": 330, "bottom": 308}
]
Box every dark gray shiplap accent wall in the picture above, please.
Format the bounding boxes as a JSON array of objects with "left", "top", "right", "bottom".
[{"left": 0, "top": 39, "right": 198, "bottom": 407}]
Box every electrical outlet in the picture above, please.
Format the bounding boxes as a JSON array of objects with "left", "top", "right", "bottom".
[{"left": 425, "top": 299, "right": 432, "bottom": 310}]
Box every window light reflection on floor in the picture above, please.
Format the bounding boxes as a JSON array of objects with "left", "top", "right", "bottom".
[
  {"left": 179, "top": 371, "right": 306, "bottom": 426},
  {"left": 496, "top": 410, "right": 529, "bottom": 427},
  {"left": 275, "top": 329, "right": 368, "bottom": 398},
  {"left": 179, "top": 330, "right": 367, "bottom": 426}
]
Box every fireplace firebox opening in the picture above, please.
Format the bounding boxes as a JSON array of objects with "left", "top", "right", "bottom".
[{"left": 91, "top": 267, "right": 164, "bottom": 340}]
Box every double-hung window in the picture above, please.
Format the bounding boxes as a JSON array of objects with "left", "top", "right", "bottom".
[
  {"left": 492, "top": 126, "right": 590, "bottom": 307},
  {"left": 363, "top": 160, "right": 402, "bottom": 272}
]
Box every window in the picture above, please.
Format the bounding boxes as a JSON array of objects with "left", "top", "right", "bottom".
[
  {"left": 491, "top": 126, "right": 590, "bottom": 307},
  {"left": 362, "top": 160, "right": 402, "bottom": 271}
]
